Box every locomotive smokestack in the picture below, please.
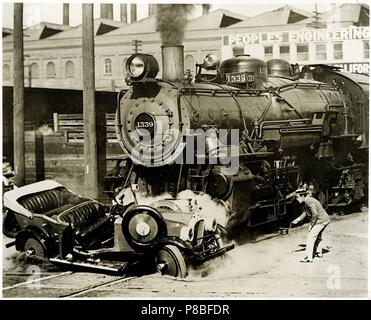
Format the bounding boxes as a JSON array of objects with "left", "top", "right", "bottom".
[
  {"left": 156, "top": 4, "right": 193, "bottom": 82},
  {"left": 161, "top": 45, "right": 184, "bottom": 82}
]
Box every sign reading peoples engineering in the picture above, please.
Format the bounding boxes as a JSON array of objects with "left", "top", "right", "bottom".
[{"left": 224, "top": 26, "right": 369, "bottom": 46}]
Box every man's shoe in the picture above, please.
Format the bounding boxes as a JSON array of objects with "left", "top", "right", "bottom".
[
  {"left": 315, "top": 253, "right": 323, "bottom": 258},
  {"left": 300, "top": 257, "right": 313, "bottom": 263}
]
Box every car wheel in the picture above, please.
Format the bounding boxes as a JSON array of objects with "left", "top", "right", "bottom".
[
  {"left": 3, "top": 210, "right": 21, "bottom": 238},
  {"left": 24, "top": 237, "right": 46, "bottom": 258},
  {"left": 155, "top": 244, "right": 187, "bottom": 278}
]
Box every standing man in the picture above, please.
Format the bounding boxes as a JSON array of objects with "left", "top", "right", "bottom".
[{"left": 292, "top": 186, "right": 330, "bottom": 262}]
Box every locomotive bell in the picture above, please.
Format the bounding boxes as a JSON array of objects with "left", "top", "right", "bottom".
[
  {"left": 203, "top": 54, "right": 220, "bottom": 70},
  {"left": 267, "top": 59, "right": 292, "bottom": 77},
  {"left": 220, "top": 55, "right": 268, "bottom": 89}
]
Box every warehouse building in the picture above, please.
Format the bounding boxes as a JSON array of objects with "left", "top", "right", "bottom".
[{"left": 2, "top": 3, "right": 369, "bottom": 92}]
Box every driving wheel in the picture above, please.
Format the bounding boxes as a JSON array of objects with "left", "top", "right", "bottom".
[
  {"left": 24, "top": 237, "right": 46, "bottom": 258},
  {"left": 155, "top": 245, "right": 187, "bottom": 278}
]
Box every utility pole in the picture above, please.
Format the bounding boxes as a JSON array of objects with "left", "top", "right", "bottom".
[
  {"left": 306, "top": 3, "right": 326, "bottom": 29},
  {"left": 82, "top": 4, "right": 104, "bottom": 199},
  {"left": 132, "top": 40, "right": 142, "bottom": 53},
  {"left": 13, "top": 3, "right": 25, "bottom": 186}
]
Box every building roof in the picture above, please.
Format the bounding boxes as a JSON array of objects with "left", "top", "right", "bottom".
[
  {"left": 297, "top": 3, "right": 369, "bottom": 27},
  {"left": 2, "top": 27, "right": 13, "bottom": 38},
  {"left": 103, "top": 16, "right": 156, "bottom": 36},
  {"left": 3, "top": 22, "right": 72, "bottom": 42},
  {"left": 105, "top": 9, "right": 248, "bottom": 37},
  {"left": 227, "top": 5, "right": 311, "bottom": 28},
  {"left": 47, "top": 18, "right": 126, "bottom": 39},
  {"left": 327, "top": 3, "right": 369, "bottom": 24},
  {"left": 185, "top": 9, "right": 249, "bottom": 30}
]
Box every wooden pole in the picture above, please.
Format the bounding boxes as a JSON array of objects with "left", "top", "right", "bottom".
[
  {"left": 53, "top": 113, "right": 59, "bottom": 132},
  {"left": 13, "top": 3, "right": 25, "bottom": 186},
  {"left": 82, "top": 3, "right": 99, "bottom": 198}
]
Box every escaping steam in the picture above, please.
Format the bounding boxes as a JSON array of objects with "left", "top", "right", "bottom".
[
  {"left": 155, "top": 4, "right": 194, "bottom": 45},
  {"left": 125, "top": 188, "right": 229, "bottom": 227},
  {"left": 177, "top": 190, "right": 229, "bottom": 227}
]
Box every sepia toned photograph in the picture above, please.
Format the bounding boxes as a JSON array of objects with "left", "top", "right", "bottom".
[{"left": 1, "top": 1, "right": 369, "bottom": 300}]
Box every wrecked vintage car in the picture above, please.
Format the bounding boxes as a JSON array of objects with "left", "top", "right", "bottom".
[{"left": 2, "top": 180, "right": 234, "bottom": 277}]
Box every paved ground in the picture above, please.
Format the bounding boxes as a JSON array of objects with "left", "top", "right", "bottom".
[{"left": 2, "top": 208, "right": 368, "bottom": 298}]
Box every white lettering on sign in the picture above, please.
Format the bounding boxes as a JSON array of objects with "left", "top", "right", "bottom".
[
  {"left": 331, "top": 63, "right": 369, "bottom": 75},
  {"left": 224, "top": 27, "right": 369, "bottom": 45}
]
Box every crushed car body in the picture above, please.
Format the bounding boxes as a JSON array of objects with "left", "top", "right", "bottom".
[{"left": 2, "top": 180, "right": 234, "bottom": 277}]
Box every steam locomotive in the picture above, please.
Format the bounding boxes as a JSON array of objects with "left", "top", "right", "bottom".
[
  {"left": 110, "top": 45, "right": 368, "bottom": 235},
  {"left": 2, "top": 46, "right": 368, "bottom": 277}
]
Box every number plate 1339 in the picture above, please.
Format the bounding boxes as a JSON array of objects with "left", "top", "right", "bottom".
[{"left": 226, "top": 72, "right": 255, "bottom": 83}]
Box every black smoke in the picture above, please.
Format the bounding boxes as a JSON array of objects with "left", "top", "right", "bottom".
[{"left": 155, "top": 4, "right": 194, "bottom": 46}]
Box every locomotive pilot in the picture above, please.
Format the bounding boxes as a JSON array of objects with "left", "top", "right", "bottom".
[{"left": 292, "top": 186, "right": 331, "bottom": 263}]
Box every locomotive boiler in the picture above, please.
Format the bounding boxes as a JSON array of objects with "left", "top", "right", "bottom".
[{"left": 110, "top": 45, "right": 368, "bottom": 235}]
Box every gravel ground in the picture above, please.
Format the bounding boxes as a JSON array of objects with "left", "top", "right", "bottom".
[{"left": 2, "top": 208, "right": 368, "bottom": 298}]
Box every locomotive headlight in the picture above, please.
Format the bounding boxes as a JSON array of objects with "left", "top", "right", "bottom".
[
  {"left": 129, "top": 56, "right": 145, "bottom": 78},
  {"left": 126, "top": 53, "right": 159, "bottom": 80}
]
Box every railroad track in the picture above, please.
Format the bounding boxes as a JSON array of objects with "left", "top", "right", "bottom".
[
  {"left": 3, "top": 271, "right": 74, "bottom": 291},
  {"left": 60, "top": 276, "right": 135, "bottom": 298},
  {"left": 2, "top": 270, "right": 135, "bottom": 298}
]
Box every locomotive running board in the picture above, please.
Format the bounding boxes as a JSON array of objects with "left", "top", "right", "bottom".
[{"left": 50, "top": 258, "right": 128, "bottom": 274}]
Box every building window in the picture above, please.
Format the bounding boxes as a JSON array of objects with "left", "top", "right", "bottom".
[
  {"left": 104, "top": 58, "right": 112, "bottom": 75},
  {"left": 65, "top": 61, "right": 74, "bottom": 78},
  {"left": 315, "top": 43, "right": 327, "bottom": 60},
  {"left": 30, "top": 63, "right": 39, "bottom": 79},
  {"left": 3, "top": 64, "right": 10, "bottom": 80},
  {"left": 333, "top": 43, "right": 343, "bottom": 60},
  {"left": 279, "top": 45, "right": 290, "bottom": 61},
  {"left": 297, "top": 44, "right": 309, "bottom": 61},
  {"left": 46, "top": 62, "right": 56, "bottom": 78},
  {"left": 364, "top": 40, "right": 369, "bottom": 59},
  {"left": 233, "top": 47, "right": 244, "bottom": 57},
  {"left": 264, "top": 46, "right": 273, "bottom": 59},
  {"left": 185, "top": 54, "right": 195, "bottom": 74}
]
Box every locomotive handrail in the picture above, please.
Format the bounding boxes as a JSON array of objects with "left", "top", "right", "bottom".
[
  {"left": 179, "top": 87, "right": 272, "bottom": 97},
  {"left": 257, "top": 118, "right": 315, "bottom": 139},
  {"left": 276, "top": 82, "right": 337, "bottom": 93}
]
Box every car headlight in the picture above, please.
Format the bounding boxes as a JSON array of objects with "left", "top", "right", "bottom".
[
  {"left": 136, "top": 221, "right": 150, "bottom": 236},
  {"left": 126, "top": 54, "right": 159, "bottom": 80}
]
